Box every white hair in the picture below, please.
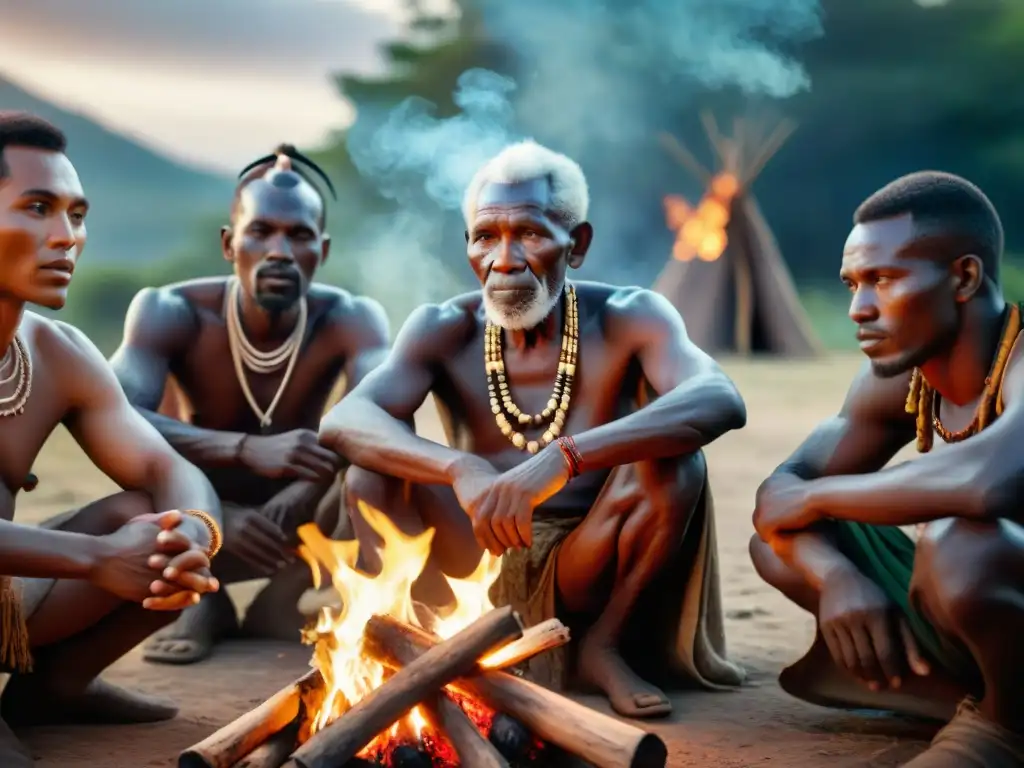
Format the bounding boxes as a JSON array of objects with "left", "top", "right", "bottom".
[{"left": 462, "top": 140, "right": 590, "bottom": 228}]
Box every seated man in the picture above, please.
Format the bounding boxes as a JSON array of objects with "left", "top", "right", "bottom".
[
  {"left": 751, "top": 172, "right": 1024, "bottom": 765},
  {"left": 111, "top": 146, "right": 390, "bottom": 665},
  {"left": 0, "top": 114, "right": 221, "bottom": 766},
  {"left": 319, "top": 140, "right": 747, "bottom": 719}
]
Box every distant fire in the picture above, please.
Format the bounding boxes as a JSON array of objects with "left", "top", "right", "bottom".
[{"left": 663, "top": 172, "right": 740, "bottom": 262}]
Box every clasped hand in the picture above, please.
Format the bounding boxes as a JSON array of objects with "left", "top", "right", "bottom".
[
  {"left": 92, "top": 510, "right": 220, "bottom": 611},
  {"left": 452, "top": 448, "right": 571, "bottom": 556}
]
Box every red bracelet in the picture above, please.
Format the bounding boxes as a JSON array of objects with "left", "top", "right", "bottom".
[{"left": 556, "top": 436, "right": 583, "bottom": 479}]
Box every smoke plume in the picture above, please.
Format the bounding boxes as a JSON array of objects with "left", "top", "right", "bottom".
[{"left": 342, "top": 0, "right": 823, "bottom": 317}]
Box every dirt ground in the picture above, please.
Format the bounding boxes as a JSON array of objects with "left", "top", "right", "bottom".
[{"left": 9, "top": 353, "right": 937, "bottom": 767}]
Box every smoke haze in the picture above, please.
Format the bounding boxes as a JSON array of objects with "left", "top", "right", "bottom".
[{"left": 343, "top": 0, "right": 823, "bottom": 317}]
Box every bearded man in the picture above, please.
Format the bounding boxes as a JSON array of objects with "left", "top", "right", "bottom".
[
  {"left": 319, "top": 140, "right": 747, "bottom": 718},
  {"left": 111, "top": 147, "right": 390, "bottom": 665}
]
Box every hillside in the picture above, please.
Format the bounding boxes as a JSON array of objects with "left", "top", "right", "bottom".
[{"left": 0, "top": 74, "right": 233, "bottom": 263}]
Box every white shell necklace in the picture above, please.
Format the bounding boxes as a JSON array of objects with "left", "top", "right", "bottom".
[
  {"left": 224, "top": 277, "right": 306, "bottom": 430},
  {"left": 0, "top": 334, "right": 32, "bottom": 418}
]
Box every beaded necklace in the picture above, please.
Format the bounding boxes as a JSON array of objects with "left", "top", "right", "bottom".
[
  {"left": 484, "top": 284, "right": 578, "bottom": 454},
  {"left": 905, "top": 302, "right": 1022, "bottom": 452}
]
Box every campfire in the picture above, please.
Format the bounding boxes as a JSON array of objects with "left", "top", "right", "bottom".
[
  {"left": 663, "top": 171, "right": 739, "bottom": 263},
  {"left": 179, "top": 502, "right": 668, "bottom": 768}
]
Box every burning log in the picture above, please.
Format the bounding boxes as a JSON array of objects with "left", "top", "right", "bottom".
[
  {"left": 230, "top": 723, "right": 297, "bottom": 768},
  {"left": 179, "top": 670, "right": 322, "bottom": 768},
  {"left": 284, "top": 606, "right": 524, "bottom": 768},
  {"left": 363, "top": 616, "right": 668, "bottom": 768},
  {"left": 480, "top": 618, "right": 570, "bottom": 671},
  {"left": 423, "top": 691, "right": 509, "bottom": 768}
]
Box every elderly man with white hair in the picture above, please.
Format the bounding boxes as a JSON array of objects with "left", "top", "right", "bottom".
[{"left": 319, "top": 139, "right": 747, "bottom": 718}]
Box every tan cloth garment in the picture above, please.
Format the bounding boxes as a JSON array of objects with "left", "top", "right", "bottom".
[{"left": 488, "top": 460, "right": 745, "bottom": 692}]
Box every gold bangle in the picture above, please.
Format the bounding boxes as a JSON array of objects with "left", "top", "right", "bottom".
[{"left": 182, "top": 509, "right": 222, "bottom": 559}]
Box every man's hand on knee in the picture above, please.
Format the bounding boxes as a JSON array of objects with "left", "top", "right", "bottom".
[
  {"left": 818, "top": 564, "right": 929, "bottom": 690},
  {"left": 453, "top": 447, "right": 571, "bottom": 555}
]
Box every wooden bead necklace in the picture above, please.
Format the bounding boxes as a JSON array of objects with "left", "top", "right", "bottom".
[
  {"left": 905, "top": 302, "right": 1021, "bottom": 452},
  {"left": 485, "top": 284, "right": 578, "bottom": 454}
]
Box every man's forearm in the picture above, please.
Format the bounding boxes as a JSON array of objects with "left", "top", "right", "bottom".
[
  {"left": 148, "top": 459, "right": 224, "bottom": 546},
  {"left": 571, "top": 374, "right": 746, "bottom": 472},
  {"left": 0, "top": 520, "right": 106, "bottom": 579},
  {"left": 807, "top": 449, "right": 997, "bottom": 526},
  {"left": 137, "top": 408, "right": 246, "bottom": 470},
  {"left": 320, "top": 399, "right": 466, "bottom": 485}
]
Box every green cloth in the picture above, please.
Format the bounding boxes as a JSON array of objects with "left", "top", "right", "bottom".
[{"left": 832, "top": 521, "right": 977, "bottom": 685}]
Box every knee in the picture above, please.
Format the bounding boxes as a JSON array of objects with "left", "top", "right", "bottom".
[
  {"left": 912, "top": 518, "right": 1008, "bottom": 628},
  {"left": 748, "top": 533, "right": 773, "bottom": 579},
  {"left": 344, "top": 466, "right": 387, "bottom": 507},
  {"left": 343, "top": 465, "right": 407, "bottom": 520},
  {"left": 651, "top": 450, "right": 707, "bottom": 514},
  {"left": 748, "top": 532, "right": 787, "bottom": 587},
  {"left": 108, "top": 491, "right": 157, "bottom": 529}
]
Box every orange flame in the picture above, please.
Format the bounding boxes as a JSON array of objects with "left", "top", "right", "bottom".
[
  {"left": 296, "top": 502, "right": 503, "bottom": 762},
  {"left": 663, "top": 172, "right": 740, "bottom": 262}
]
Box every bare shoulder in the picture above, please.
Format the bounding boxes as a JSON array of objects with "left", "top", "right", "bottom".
[
  {"left": 24, "top": 313, "right": 115, "bottom": 393},
  {"left": 579, "top": 281, "right": 682, "bottom": 328},
  {"left": 390, "top": 291, "right": 482, "bottom": 361},
  {"left": 578, "top": 282, "right": 694, "bottom": 357},
  {"left": 310, "top": 284, "right": 389, "bottom": 342},
  {"left": 123, "top": 279, "right": 206, "bottom": 339},
  {"left": 839, "top": 358, "right": 915, "bottom": 426}
]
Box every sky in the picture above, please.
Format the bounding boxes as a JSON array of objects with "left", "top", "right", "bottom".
[{"left": 0, "top": 0, "right": 452, "bottom": 173}]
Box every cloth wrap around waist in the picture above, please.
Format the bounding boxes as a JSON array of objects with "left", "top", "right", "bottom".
[{"left": 487, "top": 459, "right": 745, "bottom": 692}]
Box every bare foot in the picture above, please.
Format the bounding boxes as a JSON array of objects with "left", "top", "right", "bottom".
[
  {"left": 143, "top": 588, "right": 238, "bottom": 665},
  {"left": 1, "top": 677, "right": 178, "bottom": 726},
  {"left": 578, "top": 632, "right": 673, "bottom": 719},
  {"left": 0, "top": 716, "right": 32, "bottom": 768}
]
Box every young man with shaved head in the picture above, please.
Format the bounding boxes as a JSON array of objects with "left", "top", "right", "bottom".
[
  {"left": 111, "top": 146, "right": 390, "bottom": 665},
  {"left": 752, "top": 171, "right": 1024, "bottom": 765},
  {"left": 320, "top": 140, "right": 747, "bottom": 719},
  {"left": 0, "top": 112, "right": 222, "bottom": 766}
]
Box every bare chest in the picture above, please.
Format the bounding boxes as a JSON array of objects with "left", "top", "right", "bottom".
[
  {"left": 170, "top": 321, "right": 346, "bottom": 433},
  {"left": 0, "top": 353, "right": 69, "bottom": 492},
  {"left": 435, "top": 326, "right": 639, "bottom": 470}
]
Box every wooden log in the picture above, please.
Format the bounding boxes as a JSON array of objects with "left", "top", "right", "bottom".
[
  {"left": 480, "top": 618, "right": 570, "bottom": 670},
  {"left": 231, "top": 722, "right": 297, "bottom": 768},
  {"left": 363, "top": 617, "right": 667, "bottom": 768},
  {"left": 422, "top": 691, "right": 509, "bottom": 768},
  {"left": 180, "top": 670, "right": 321, "bottom": 768},
  {"left": 284, "top": 606, "right": 523, "bottom": 768}
]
